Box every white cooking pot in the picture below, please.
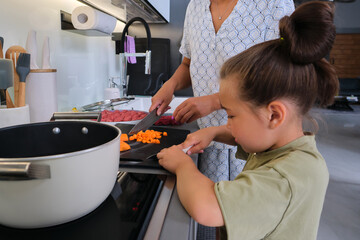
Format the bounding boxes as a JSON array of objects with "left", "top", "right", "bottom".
[{"left": 0, "top": 121, "right": 120, "bottom": 229}]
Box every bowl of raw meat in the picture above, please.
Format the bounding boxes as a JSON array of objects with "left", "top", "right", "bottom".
[{"left": 100, "top": 110, "right": 148, "bottom": 124}]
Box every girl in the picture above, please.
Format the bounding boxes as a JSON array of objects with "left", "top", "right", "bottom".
[{"left": 157, "top": 1, "right": 339, "bottom": 240}]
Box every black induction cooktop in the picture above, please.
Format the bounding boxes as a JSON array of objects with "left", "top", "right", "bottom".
[{"left": 0, "top": 172, "right": 164, "bottom": 240}]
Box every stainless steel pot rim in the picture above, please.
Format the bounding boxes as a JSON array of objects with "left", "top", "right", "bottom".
[{"left": 0, "top": 121, "right": 121, "bottom": 162}]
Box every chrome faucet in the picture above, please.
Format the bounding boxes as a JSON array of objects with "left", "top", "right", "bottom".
[{"left": 119, "top": 17, "right": 151, "bottom": 96}]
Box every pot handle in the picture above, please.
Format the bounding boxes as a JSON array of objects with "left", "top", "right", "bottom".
[
  {"left": 0, "top": 162, "right": 51, "bottom": 180},
  {"left": 50, "top": 112, "right": 102, "bottom": 122}
]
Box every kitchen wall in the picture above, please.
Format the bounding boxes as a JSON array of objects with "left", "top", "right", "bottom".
[
  {"left": 0, "top": 0, "right": 192, "bottom": 113},
  {"left": 0, "top": 0, "right": 125, "bottom": 111},
  {"left": 334, "top": 1, "right": 360, "bottom": 29}
]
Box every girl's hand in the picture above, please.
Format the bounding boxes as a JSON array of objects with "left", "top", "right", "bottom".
[
  {"left": 172, "top": 94, "right": 221, "bottom": 124},
  {"left": 180, "top": 127, "right": 218, "bottom": 154},
  {"left": 157, "top": 145, "right": 194, "bottom": 174}
]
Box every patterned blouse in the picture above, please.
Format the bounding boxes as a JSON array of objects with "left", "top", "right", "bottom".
[{"left": 179, "top": 0, "right": 294, "bottom": 148}]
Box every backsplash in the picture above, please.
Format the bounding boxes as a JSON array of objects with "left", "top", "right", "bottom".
[{"left": 0, "top": 0, "right": 125, "bottom": 112}]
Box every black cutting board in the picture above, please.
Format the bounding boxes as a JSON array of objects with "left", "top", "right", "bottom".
[{"left": 115, "top": 123, "right": 190, "bottom": 171}]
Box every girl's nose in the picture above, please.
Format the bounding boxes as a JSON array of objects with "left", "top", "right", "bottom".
[{"left": 226, "top": 121, "right": 231, "bottom": 130}]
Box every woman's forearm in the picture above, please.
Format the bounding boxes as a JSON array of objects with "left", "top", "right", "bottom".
[{"left": 167, "top": 57, "right": 192, "bottom": 92}]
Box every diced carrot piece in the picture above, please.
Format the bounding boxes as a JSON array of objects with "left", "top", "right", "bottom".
[
  {"left": 163, "top": 132, "right": 168, "bottom": 136},
  {"left": 120, "top": 141, "right": 131, "bottom": 152},
  {"left": 120, "top": 133, "right": 129, "bottom": 141}
]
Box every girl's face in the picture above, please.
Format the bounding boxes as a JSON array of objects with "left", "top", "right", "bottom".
[{"left": 219, "top": 76, "right": 273, "bottom": 153}]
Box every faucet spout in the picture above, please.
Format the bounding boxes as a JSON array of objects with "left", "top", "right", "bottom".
[
  {"left": 118, "top": 17, "right": 152, "bottom": 96},
  {"left": 120, "top": 17, "right": 152, "bottom": 75},
  {"left": 120, "top": 17, "right": 151, "bottom": 56}
]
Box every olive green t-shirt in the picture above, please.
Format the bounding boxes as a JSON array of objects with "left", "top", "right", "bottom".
[{"left": 214, "top": 135, "right": 329, "bottom": 240}]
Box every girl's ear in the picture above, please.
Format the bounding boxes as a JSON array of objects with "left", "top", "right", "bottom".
[{"left": 266, "top": 101, "right": 286, "bottom": 129}]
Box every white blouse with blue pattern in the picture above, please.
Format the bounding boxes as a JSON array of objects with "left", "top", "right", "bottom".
[{"left": 180, "top": 0, "right": 294, "bottom": 149}]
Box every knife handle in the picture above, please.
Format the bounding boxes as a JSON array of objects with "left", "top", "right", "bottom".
[{"left": 0, "top": 41, "right": 3, "bottom": 58}]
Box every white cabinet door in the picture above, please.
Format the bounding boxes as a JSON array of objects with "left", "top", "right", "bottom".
[{"left": 148, "top": 0, "right": 170, "bottom": 22}]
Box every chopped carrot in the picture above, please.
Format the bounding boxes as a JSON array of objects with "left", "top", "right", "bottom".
[
  {"left": 127, "top": 129, "right": 167, "bottom": 145},
  {"left": 119, "top": 129, "right": 168, "bottom": 152},
  {"left": 120, "top": 133, "right": 129, "bottom": 142},
  {"left": 120, "top": 141, "right": 131, "bottom": 152}
]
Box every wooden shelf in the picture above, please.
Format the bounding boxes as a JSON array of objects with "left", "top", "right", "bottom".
[{"left": 330, "top": 33, "right": 360, "bottom": 78}]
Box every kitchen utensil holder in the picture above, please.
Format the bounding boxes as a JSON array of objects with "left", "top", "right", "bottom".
[{"left": 0, "top": 104, "right": 30, "bottom": 129}]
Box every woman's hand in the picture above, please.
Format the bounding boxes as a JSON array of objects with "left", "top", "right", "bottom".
[
  {"left": 172, "top": 93, "right": 221, "bottom": 123},
  {"left": 149, "top": 82, "right": 174, "bottom": 116},
  {"left": 157, "top": 145, "right": 194, "bottom": 174},
  {"left": 150, "top": 57, "right": 192, "bottom": 116}
]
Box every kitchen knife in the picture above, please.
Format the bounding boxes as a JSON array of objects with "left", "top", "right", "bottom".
[
  {"left": 0, "top": 36, "right": 4, "bottom": 58},
  {"left": 0, "top": 59, "right": 14, "bottom": 106},
  {"left": 129, "top": 108, "right": 162, "bottom": 135},
  {"left": 146, "top": 145, "right": 194, "bottom": 160}
]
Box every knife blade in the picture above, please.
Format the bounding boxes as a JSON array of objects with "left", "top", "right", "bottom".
[
  {"left": 129, "top": 108, "right": 162, "bottom": 135},
  {"left": 146, "top": 145, "right": 194, "bottom": 160}
]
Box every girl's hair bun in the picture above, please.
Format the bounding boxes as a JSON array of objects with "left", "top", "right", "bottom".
[{"left": 279, "top": 2, "right": 336, "bottom": 64}]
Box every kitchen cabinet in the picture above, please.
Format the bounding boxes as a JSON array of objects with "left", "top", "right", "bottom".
[
  {"left": 79, "top": 0, "right": 170, "bottom": 23},
  {"left": 148, "top": 0, "right": 170, "bottom": 22}
]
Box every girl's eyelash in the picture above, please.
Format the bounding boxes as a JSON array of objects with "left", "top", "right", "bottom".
[{"left": 227, "top": 115, "right": 233, "bottom": 119}]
